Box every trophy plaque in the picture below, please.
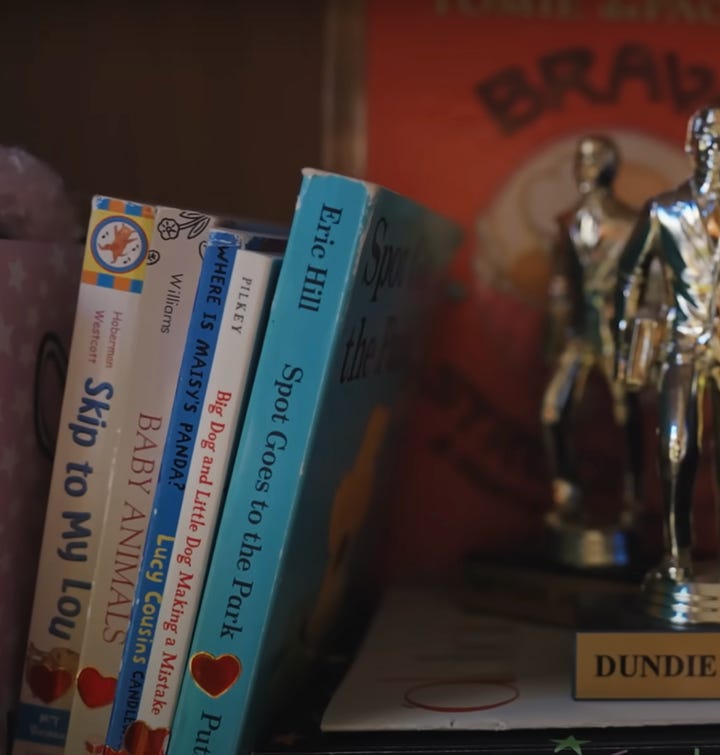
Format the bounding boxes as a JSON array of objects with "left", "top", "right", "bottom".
[{"left": 573, "top": 595, "right": 720, "bottom": 699}]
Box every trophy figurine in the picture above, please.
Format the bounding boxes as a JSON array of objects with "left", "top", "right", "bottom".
[
  {"left": 541, "top": 135, "right": 643, "bottom": 569},
  {"left": 615, "top": 106, "right": 720, "bottom": 625}
]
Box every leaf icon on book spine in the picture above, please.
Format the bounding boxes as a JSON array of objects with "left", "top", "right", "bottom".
[
  {"left": 76, "top": 666, "right": 117, "bottom": 708},
  {"left": 189, "top": 651, "right": 242, "bottom": 698}
]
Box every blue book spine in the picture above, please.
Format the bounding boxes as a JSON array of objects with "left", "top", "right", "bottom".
[
  {"left": 168, "top": 174, "right": 369, "bottom": 755},
  {"left": 104, "top": 234, "right": 239, "bottom": 751}
]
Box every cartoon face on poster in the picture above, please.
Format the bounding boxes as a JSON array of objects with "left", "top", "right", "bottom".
[{"left": 355, "top": 0, "right": 720, "bottom": 572}]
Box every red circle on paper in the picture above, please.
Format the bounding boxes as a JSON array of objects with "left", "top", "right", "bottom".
[{"left": 403, "top": 679, "right": 519, "bottom": 713}]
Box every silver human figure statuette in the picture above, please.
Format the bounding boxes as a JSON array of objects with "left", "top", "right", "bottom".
[
  {"left": 615, "top": 106, "right": 720, "bottom": 624},
  {"left": 541, "top": 135, "right": 642, "bottom": 568}
]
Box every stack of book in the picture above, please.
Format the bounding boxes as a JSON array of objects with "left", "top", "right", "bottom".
[{"left": 10, "top": 170, "right": 462, "bottom": 755}]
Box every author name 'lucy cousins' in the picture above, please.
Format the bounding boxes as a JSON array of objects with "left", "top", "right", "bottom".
[{"left": 130, "top": 534, "right": 172, "bottom": 654}]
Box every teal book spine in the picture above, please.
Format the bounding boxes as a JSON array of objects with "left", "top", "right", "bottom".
[
  {"left": 104, "top": 236, "right": 238, "bottom": 752},
  {"left": 168, "top": 173, "right": 371, "bottom": 755}
]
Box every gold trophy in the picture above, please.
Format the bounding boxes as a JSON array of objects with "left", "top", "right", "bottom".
[
  {"left": 615, "top": 106, "right": 720, "bottom": 625},
  {"left": 541, "top": 135, "right": 643, "bottom": 569}
]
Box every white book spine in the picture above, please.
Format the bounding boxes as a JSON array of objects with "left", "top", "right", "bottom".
[
  {"left": 13, "top": 199, "right": 155, "bottom": 755},
  {"left": 63, "top": 208, "right": 214, "bottom": 755},
  {"left": 135, "top": 249, "right": 280, "bottom": 738}
]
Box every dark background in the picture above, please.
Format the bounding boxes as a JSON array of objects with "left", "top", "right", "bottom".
[{"left": 0, "top": 0, "right": 327, "bottom": 227}]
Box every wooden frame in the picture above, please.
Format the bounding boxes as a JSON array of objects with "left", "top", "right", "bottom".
[{"left": 321, "top": 0, "right": 367, "bottom": 178}]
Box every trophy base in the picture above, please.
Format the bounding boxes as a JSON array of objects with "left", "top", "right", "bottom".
[
  {"left": 462, "top": 551, "right": 640, "bottom": 627},
  {"left": 544, "top": 512, "right": 638, "bottom": 570},
  {"left": 574, "top": 596, "right": 720, "bottom": 699},
  {"left": 642, "top": 562, "right": 720, "bottom": 626}
]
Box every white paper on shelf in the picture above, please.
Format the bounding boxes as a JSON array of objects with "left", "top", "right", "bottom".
[{"left": 322, "top": 583, "right": 720, "bottom": 732}]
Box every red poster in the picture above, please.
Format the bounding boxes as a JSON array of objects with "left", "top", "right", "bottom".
[{"left": 360, "top": 0, "right": 720, "bottom": 573}]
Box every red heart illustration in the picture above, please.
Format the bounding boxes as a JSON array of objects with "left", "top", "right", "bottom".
[
  {"left": 190, "top": 651, "right": 242, "bottom": 698},
  {"left": 77, "top": 666, "right": 117, "bottom": 708},
  {"left": 123, "top": 720, "right": 169, "bottom": 755},
  {"left": 27, "top": 663, "right": 73, "bottom": 704}
]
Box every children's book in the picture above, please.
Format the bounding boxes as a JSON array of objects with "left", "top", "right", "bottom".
[
  {"left": 104, "top": 230, "right": 284, "bottom": 754},
  {"left": 0, "top": 240, "right": 82, "bottom": 753},
  {"left": 63, "top": 207, "right": 220, "bottom": 755},
  {"left": 167, "top": 168, "right": 462, "bottom": 755},
  {"left": 12, "top": 197, "right": 156, "bottom": 755},
  {"left": 131, "top": 232, "right": 281, "bottom": 753}
]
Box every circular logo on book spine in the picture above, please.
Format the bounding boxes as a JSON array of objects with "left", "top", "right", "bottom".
[{"left": 90, "top": 216, "right": 148, "bottom": 273}]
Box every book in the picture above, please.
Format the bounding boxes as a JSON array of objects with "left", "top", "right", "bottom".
[
  {"left": 103, "top": 227, "right": 283, "bottom": 750},
  {"left": 63, "top": 207, "right": 221, "bottom": 755},
  {"left": 127, "top": 232, "right": 282, "bottom": 748},
  {"left": 102, "top": 236, "right": 234, "bottom": 754},
  {"left": 0, "top": 240, "right": 83, "bottom": 752},
  {"left": 166, "top": 168, "right": 461, "bottom": 755},
  {"left": 12, "top": 197, "right": 156, "bottom": 755}
]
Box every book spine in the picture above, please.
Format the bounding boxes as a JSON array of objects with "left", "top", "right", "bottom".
[
  {"left": 135, "top": 248, "right": 281, "bottom": 737},
  {"left": 104, "top": 237, "right": 238, "bottom": 752},
  {"left": 12, "top": 197, "right": 155, "bottom": 755},
  {"left": 168, "top": 175, "right": 368, "bottom": 755},
  {"left": 63, "top": 208, "right": 212, "bottom": 755}
]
